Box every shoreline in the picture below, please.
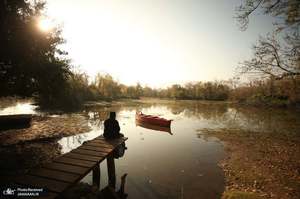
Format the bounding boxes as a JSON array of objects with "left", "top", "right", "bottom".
[
  {"left": 200, "top": 128, "right": 300, "bottom": 199},
  {"left": 0, "top": 115, "right": 91, "bottom": 146},
  {"left": 1, "top": 96, "right": 299, "bottom": 113}
]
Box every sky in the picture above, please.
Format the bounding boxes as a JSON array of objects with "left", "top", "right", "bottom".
[{"left": 43, "top": 0, "right": 275, "bottom": 88}]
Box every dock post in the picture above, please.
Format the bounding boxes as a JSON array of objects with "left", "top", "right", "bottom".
[
  {"left": 92, "top": 164, "right": 100, "bottom": 188},
  {"left": 107, "top": 153, "right": 116, "bottom": 188}
]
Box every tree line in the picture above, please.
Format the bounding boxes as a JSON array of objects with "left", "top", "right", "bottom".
[
  {"left": 66, "top": 71, "right": 232, "bottom": 102},
  {"left": 67, "top": 71, "right": 300, "bottom": 107}
]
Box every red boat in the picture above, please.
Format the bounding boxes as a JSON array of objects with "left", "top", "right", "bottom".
[
  {"left": 136, "top": 120, "right": 172, "bottom": 135},
  {"left": 135, "top": 112, "right": 172, "bottom": 127}
]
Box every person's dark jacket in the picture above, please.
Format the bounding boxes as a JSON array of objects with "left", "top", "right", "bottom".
[{"left": 103, "top": 118, "right": 121, "bottom": 139}]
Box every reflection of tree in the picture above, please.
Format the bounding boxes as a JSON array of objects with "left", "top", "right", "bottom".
[
  {"left": 0, "top": 98, "right": 31, "bottom": 109},
  {"left": 88, "top": 111, "right": 108, "bottom": 127},
  {"left": 231, "top": 106, "right": 300, "bottom": 136},
  {"left": 167, "top": 104, "right": 186, "bottom": 115},
  {"left": 165, "top": 101, "right": 228, "bottom": 121},
  {"left": 165, "top": 100, "right": 299, "bottom": 136},
  {"left": 83, "top": 100, "right": 300, "bottom": 139},
  {"left": 186, "top": 103, "right": 227, "bottom": 121},
  {"left": 83, "top": 102, "right": 153, "bottom": 121},
  {"left": 83, "top": 105, "right": 138, "bottom": 128},
  {"left": 72, "top": 134, "right": 89, "bottom": 145}
]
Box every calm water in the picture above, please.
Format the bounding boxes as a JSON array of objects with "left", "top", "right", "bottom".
[{"left": 1, "top": 99, "right": 300, "bottom": 199}]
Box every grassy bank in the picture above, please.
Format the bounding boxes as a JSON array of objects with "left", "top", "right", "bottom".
[{"left": 200, "top": 128, "right": 300, "bottom": 199}]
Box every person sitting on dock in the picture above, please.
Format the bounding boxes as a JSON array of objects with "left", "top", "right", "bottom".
[{"left": 104, "top": 112, "right": 124, "bottom": 139}]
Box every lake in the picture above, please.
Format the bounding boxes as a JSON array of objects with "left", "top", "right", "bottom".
[{"left": 1, "top": 99, "right": 300, "bottom": 199}]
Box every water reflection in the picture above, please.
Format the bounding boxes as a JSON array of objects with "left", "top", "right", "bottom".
[
  {"left": 85, "top": 110, "right": 108, "bottom": 127},
  {"left": 0, "top": 101, "right": 37, "bottom": 115},
  {"left": 77, "top": 101, "right": 300, "bottom": 199},
  {"left": 113, "top": 142, "right": 128, "bottom": 159},
  {"left": 58, "top": 121, "right": 101, "bottom": 154},
  {"left": 78, "top": 105, "right": 226, "bottom": 199}
]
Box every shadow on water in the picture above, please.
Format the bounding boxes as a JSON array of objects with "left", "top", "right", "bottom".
[{"left": 0, "top": 140, "right": 62, "bottom": 177}]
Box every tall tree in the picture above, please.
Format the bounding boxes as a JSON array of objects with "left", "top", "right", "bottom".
[{"left": 0, "top": 0, "right": 70, "bottom": 101}]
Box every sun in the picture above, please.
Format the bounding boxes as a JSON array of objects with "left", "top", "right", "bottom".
[{"left": 38, "top": 18, "right": 54, "bottom": 32}]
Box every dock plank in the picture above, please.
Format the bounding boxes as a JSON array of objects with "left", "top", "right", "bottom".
[
  {"left": 83, "top": 142, "right": 114, "bottom": 149},
  {"left": 30, "top": 168, "right": 80, "bottom": 183},
  {"left": 95, "top": 137, "right": 127, "bottom": 146},
  {"left": 91, "top": 140, "right": 123, "bottom": 147},
  {"left": 54, "top": 156, "right": 96, "bottom": 168},
  {"left": 79, "top": 145, "right": 113, "bottom": 153},
  {"left": 14, "top": 174, "right": 69, "bottom": 193},
  {"left": 12, "top": 136, "right": 128, "bottom": 198},
  {"left": 72, "top": 148, "right": 107, "bottom": 158},
  {"left": 43, "top": 162, "right": 88, "bottom": 175},
  {"left": 89, "top": 139, "right": 115, "bottom": 148},
  {"left": 87, "top": 138, "right": 115, "bottom": 144},
  {"left": 96, "top": 136, "right": 127, "bottom": 142},
  {"left": 63, "top": 153, "right": 100, "bottom": 162}
]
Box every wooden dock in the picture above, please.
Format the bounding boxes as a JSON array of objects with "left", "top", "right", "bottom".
[{"left": 11, "top": 136, "right": 128, "bottom": 199}]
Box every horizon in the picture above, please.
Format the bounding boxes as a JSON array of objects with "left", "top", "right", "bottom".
[{"left": 44, "top": 0, "right": 275, "bottom": 87}]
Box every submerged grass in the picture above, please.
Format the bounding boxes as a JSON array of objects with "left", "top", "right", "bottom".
[
  {"left": 0, "top": 115, "right": 91, "bottom": 145},
  {"left": 199, "top": 128, "right": 300, "bottom": 199},
  {"left": 222, "top": 191, "right": 262, "bottom": 199}
]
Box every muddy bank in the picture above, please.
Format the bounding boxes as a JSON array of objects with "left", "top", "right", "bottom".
[
  {"left": 199, "top": 128, "right": 300, "bottom": 199},
  {"left": 0, "top": 114, "right": 92, "bottom": 179},
  {"left": 0, "top": 114, "right": 90, "bottom": 145}
]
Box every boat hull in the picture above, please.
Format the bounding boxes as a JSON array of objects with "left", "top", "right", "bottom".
[
  {"left": 136, "top": 120, "right": 172, "bottom": 134},
  {"left": 135, "top": 112, "right": 171, "bottom": 127}
]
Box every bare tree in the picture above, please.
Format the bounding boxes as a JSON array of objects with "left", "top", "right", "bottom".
[
  {"left": 236, "top": 0, "right": 300, "bottom": 79},
  {"left": 238, "top": 34, "right": 300, "bottom": 79},
  {"left": 235, "top": 0, "right": 300, "bottom": 31}
]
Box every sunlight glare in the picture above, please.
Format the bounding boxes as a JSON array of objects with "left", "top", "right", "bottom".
[
  {"left": 44, "top": 0, "right": 266, "bottom": 87},
  {"left": 38, "top": 18, "right": 54, "bottom": 32}
]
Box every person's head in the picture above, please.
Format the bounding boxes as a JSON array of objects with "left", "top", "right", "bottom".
[{"left": 109, "top": 112, "right": 116, "bottom": 119}]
